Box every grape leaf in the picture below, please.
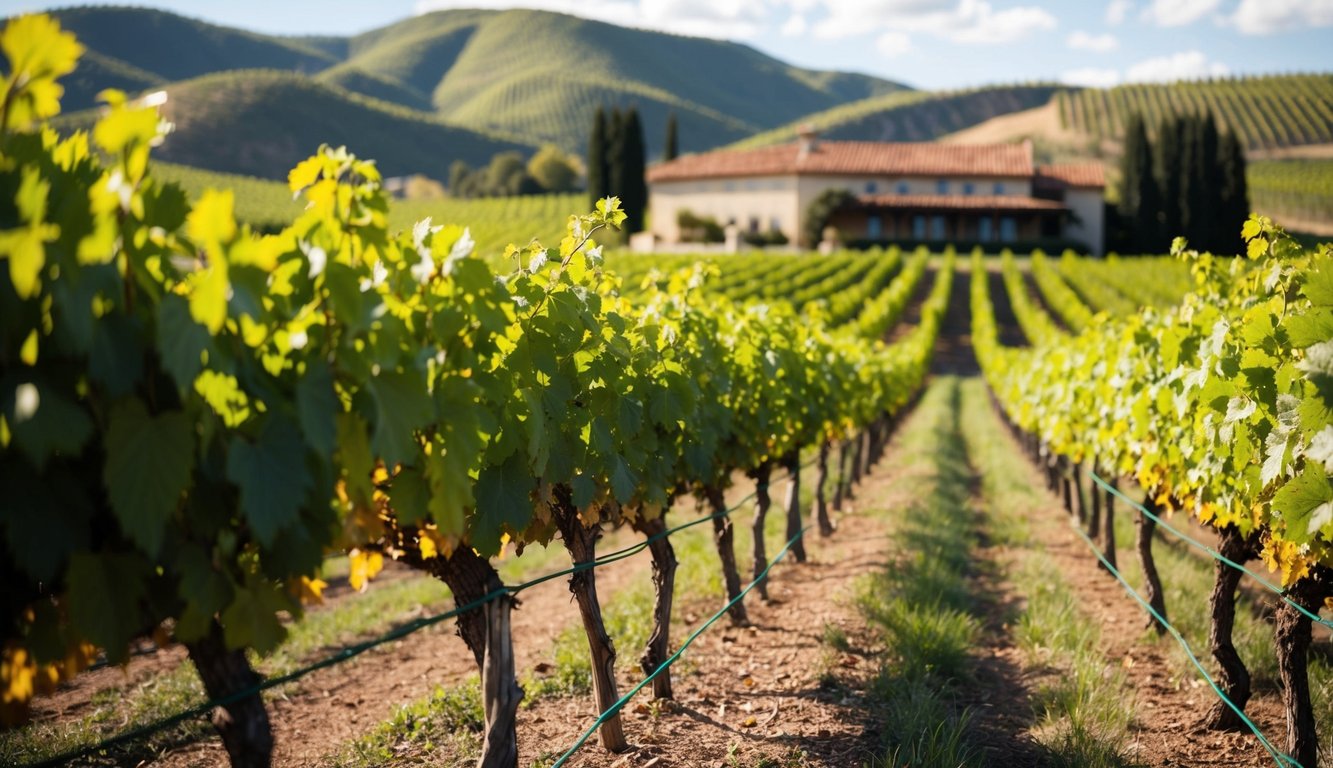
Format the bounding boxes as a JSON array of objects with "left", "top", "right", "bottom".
[
  {"left": 226, "top": 415, "right": 310, "bottom": 547},
  {"left": 470, "top": 455, "right": 533, "bottom": 557},
  {"left": 368, "top": 371, "right": 435, "bottom": 469},
  {"left": 66, "top": 553, "right": 148, "bottom": 664},
  {"left": 157, "top": 294, "right": 212, "bottom": 392},
  {"left": 103, "top": 398, "right": 195, "bottom": 557}
]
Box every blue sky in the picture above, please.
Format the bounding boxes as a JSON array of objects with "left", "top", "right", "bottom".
[{"left": 6, "top": 0, "right": 1332, "bottom": 90}]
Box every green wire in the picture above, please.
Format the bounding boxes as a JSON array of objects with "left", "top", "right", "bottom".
[
  {"left": 550, "top": 524, "right": 811, "bottom": 768},
  {"left": 1065, "top": 519, "right": 1302, "bottom": 768},
  {"left": 1087, "top": 468, "right": 1333, "bottom": 631}
]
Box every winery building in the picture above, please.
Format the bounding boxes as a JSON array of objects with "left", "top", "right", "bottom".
[{"left": 645, "top": 130, "right": 1106, "bottom": 255}]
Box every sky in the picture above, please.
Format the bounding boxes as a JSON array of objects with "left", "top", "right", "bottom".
[{"left": 5, "top": 0, "right": 1332, "bottom": 90}]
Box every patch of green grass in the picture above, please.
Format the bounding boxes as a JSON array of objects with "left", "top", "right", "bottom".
[
  {"left": 821, "top": 622, "right": 850, "bottom": 652},
  {"left": 961, "top": 377, "right": 1137, "bottom": 767},
  {"left": 332, "top": 682, "right": 485, "bottom": 767},
  {"left": 853, "top": 377, "right": 984, "bottom": 768}
]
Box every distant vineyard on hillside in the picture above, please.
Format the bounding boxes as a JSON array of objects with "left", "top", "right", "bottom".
[
  {"left": 1248, "top": 158, "right": 1333, "bottom": 229},
  {"left": 733, "top": 84, "right": 1062, "bottom": 149},
  {"left": 1057, "top": 74, "right": 1333, "bottom": 150},
  {"left": 155, "top": 162, "right": 578, "bottom": 255}
]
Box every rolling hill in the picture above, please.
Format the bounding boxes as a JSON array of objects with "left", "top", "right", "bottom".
[
  {"left": 31, "top": 5, "right": 910, "bottom": 169},
  {"left": 59, "top": 70, "right": 531, "bottom": 182}
]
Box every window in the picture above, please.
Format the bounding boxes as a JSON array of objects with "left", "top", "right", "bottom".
[
  {"left": 930, "top": 215, "right": 946, "bottom": 240},
  {"left": 865, "top": 181, "right": 878, "bottom": 194},
  {"left": 978, "top": 217, "right": 994, "bottom": 242},
  {"left": 867, "top": 215, "right": 883, "bottom": 240},
  {"left": 724, "top": 181, "right": 736, "bottom": 192},
  {"left": 896, "top": 182, "right": 909, "bottom": 195},
  {"left": 770, "top": 217, "right": 783, "bottom": 233},
  {"left": 936, "top": 179, "right": 949, "bottom": 194},
  {"left": 912, "top": 215, "right": 926, "bottom": 239},
  {"left": 748, "top": 217, "right": 760, "bottom": 233},
  {"left": 1000, "top": 216, "right": 1017, "bottom": 242},
  {"left": 962, "top": 182, "right": 975, "bottom": 195},
  {"left": 993, "top": 182, "right": 1005, "bottom": 195}
]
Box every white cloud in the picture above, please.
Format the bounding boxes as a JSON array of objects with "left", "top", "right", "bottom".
[
  {"left": 1061, "top": 67, "right": 1121, "bottom": 88},
  {"left": 876, "top": 30, "right": 914, "bottom": 56},
  {"left": 1140, "top": 0, "right": 1221, "bottom": 27},
  {"left": 1231, "top": 0, "right": 1333, "bottom": 35},
  {"left": 1105, "top": 0, "right": 1132, "bottom": 25},
  {"left": 1124, "top": 50, "right": 1229, "bottom": 83},
  {"left": 814, "top": 0, "right": 1055, "bottom": 45},
  {"left": 1066, "top": 30, "right": 1118, "bottom": 52},
  {"left": 414, "top": 0, "right": 762, "bottom": 39},
  {"left": 781, "top": 13, "right": 808, "bottom": 36}
]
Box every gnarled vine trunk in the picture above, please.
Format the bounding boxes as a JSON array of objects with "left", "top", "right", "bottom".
[
  {"left": 833, "top": 439, "right": 851, "bottom": 510},
  {"left": 553, "top": 497, "right": 627, "bottom": 752},
  {"left": 704, "top": 484, "right": 749, "bottom": 625},
  {"left": 630, "top": 515, "right": 677, "bottom": 700},
  {"left": 812, "top": 441, "right": 834, "bottom": 537},
  {"left": 1101, "top": 476, "right": 1117, "bottom": 572},
  {"left": 1137, "top": 493, "right": 1168, "bottom": 635},
  {"left": 1275, "top": 569, "right": 1330, "bottom": 768},
  {"left": 185, "top": 620, "right": 273, "bottom": 768},
  {"left": 1086, "top": 464, "right": 1101, "bottom": 540},
  {"left": 783, "top": 450, "right": 807, "bottom": 563},
  {"left": 1203, "top": 526, "right": 1258, "bottom": 732},
  {"left": 747, "top": 462, "right": 773, "bottom": 601},
  {"left": 850, "top": 431, "right": 865, "bottom": 488}
]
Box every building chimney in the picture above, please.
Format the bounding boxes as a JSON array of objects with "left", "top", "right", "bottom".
[{"left": 798, "top": 123, "right": 819, "bottom": 158}]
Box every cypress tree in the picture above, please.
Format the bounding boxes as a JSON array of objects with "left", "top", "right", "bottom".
[
  {"left": 619, "top": 108, "right": 648, "bottom": 233},
  {"left": 1218, "top": 130, "right": 1250, "bottom": 252},
  {"left": 607, "top": 108, "right": 625, "bottom": 199},
  {"left": 1156, "top": 115, "right": 1184, "bottom": 247},
  {"left": 1119, "top": 114, "right": 1161, "bottom": 252},
  {"left": 663, "top": 111, "right": 679, "bottom": 161},
  {"left": 587, "top": 106, "right": 608, "bottom": 209},
  {"left": 1197, "top": 113, "right": 1222, "bottom": 251}
]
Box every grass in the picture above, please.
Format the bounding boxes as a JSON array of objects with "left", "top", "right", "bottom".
[
  {"left": 959, "top": 377, "right": 1137, "bottom": 767},
  {"left": 854, "top": 377, "right": 983, "bottom": 768}
]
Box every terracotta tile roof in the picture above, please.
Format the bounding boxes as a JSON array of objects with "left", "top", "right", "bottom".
[
  {"left": 1035, "top": 163, "right": 1106, "bottom": 189},
  {"left": 647, "top": 140, "right": 1035, "bottom": 182},
  {"left": 853, "top": 194, "right": 1067, "bottom": 212}
]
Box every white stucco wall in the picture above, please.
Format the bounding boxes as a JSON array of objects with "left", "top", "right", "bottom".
[
  {"left": 1064, "top": 188, "right": 1105, "bottom": 255},
  {"left": 649, "top": 176, "right": 802, "bottom": 243},
  {"left": 650, "top": 173, "right": 1039, "bottom": 246}
]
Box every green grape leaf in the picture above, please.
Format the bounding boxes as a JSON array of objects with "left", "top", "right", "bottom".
[
  {"left": 336, "top": 412, "right": 375, "bottom": 507},
  {"left": 470, "top": 455, "right": 533, "bottom": 557},
  {"left": 226, "top": 415, "right": 310, "bottom": 547},
  {"left": 571, "top": 472, "right": 596, "bottom": 509},
  {"left": 173, "top": 544, "right": 235, "bottom": 643},
  {"left": 66, "top": 553, "right": 149, "bottom": 664},
  {"left": 1286, "top": 309, "right": 1333, "bottom": 349},
  {"left": 89, "top": 315, "right": 145, "bottom": 398},
  {"left": 1303, "top": 262, "right": 1333, "bottom": 307},
  {"left": 221, "top": 583, "right": 290, "bottom": 653},
  {"left": 610, "top": 455, "right": 637, "bottom": 504},
  {"left": 368, "top": 371, "right": 435, "bottom": 469},
  {"left": 103, "top": 398, "right": 195, "bottom": 557},
  {"left": 388, "top": 465, "right": 430, "bottom": 527},
  {"left": 296, "top": 359, "right": 337, "bottom": 456},
  {"left": 3, "top": 374, "right": 93, "bottom": 469},
  {"left": 0, "top": 463, "right": 91, "bottom": 582},
  {"left": 156, "top": 294, "right": 212, "bottom": 392},
  {"left": 1271, "top": 464, "right": 1333, "bottom": 545}
]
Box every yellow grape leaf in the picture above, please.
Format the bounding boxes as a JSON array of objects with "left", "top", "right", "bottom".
[
  {"left": 348, "top": 549, "right": 383, "bottom": 592},
  {"left": 287, "top": 156, "right": 322, "bottom": 194},
  {"left": 289, "top": 575, "right": 327, "bottom": 606},
  {"left": 92, "top": 102, "right": 159, "bottom": 159},
  {"left": 19, "top": 329, "right": 37, "bottom": 365},
  {"left": 188, "top": 262, "right": 229, "bottom": 334},
  {"left": 187, "top": 189, "right": 237, "bottom": 246},
  {"left": 0, "top": 14, "right": 83, "bottom": 128}
]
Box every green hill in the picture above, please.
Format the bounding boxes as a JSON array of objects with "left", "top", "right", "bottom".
[
  {"left": 49, "top": 7, "right": 335, "bottom": 90},
  {"left": 1055, "top": 75, "right": 1333, "bottom": 150},
  {"left": 61, "top": 70, "right": 531, "bottom": 182},
  {"left": 31, "top": 6, "right": 908, "bottom": 159},
  {"left": 732, "top": 85, "right": 1063, "bottom": 149}
]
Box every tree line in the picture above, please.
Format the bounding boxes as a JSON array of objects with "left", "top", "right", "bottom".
[
  {"left": 447, "top": 144, "right": 583, "bottom": 199},
  {"left": 1117, "top": 111, "right": 1248, "bottom": 254}
]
